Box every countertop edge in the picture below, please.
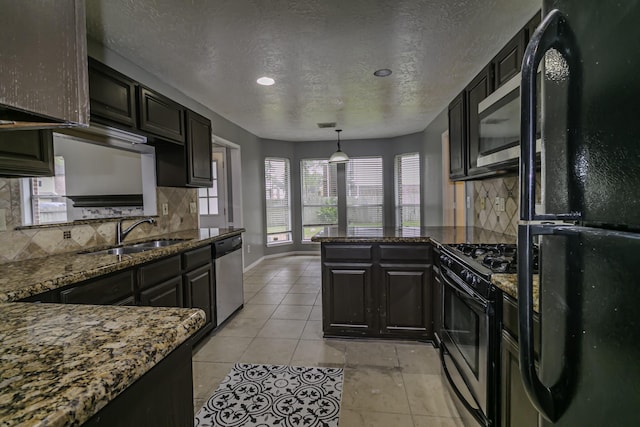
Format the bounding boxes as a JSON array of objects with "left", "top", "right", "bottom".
[{"left": 0, "top": 228, "right": 244, "bottom": 302}]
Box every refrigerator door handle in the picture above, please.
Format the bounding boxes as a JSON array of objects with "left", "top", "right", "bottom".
[
  {"left": 520, "top": 8, "right": 581, "bottom": 222},
  {"left": 518, "top": 224, "right": 571, "bottom": 422}
]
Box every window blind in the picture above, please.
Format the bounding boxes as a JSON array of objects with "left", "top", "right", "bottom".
[
  {"left": 264, "top": 157, "right": 292, "bottom": 245},
  {"left": 300, "top": 159, "right": 338, "bottom": 241},
  {"left": 346, "top": 157, "right": 383, "bottom": 228},
  {"left": 395, "top": 152, "right": 421, "bottom": 227}
]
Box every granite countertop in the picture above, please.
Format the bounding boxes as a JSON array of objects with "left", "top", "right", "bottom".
[
  {"left": 492, "top": 273, "right": 540, "bottom": 312},
  {"left": 0, "top": 303, "right": 205, "bottom": 427},
  {"left": 310, "top": 226, "right": 517, "bottom": 245},
  {"left": 0, "top": 227, "right": 244, "bottom": 302}
]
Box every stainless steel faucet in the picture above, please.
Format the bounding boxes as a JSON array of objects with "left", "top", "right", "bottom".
[{"left": 116, "top": 217, "right": 156, "bottom": 245}]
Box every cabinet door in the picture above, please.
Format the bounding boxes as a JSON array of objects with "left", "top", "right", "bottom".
[
  {"left": 466, "top": 65, "right": 493, "bottom": 178},
  {"left": 60, "top": 270, "right": 135, "bottom": 305},
  {"left": 88, "top": 58, "right": 136, "bottom": 128},
  {"left": 0, "top": 130, "right": 54, "bottom": 177},
  {"left": 379, "top": 264, "right": 432, "bottom": 339},
  {"left": 184, "top": 263, "right": 215, "bottom": 335},
  {"left": 447, "top": 92, "right": 466, "bottom": 180},
  {"left": 492, "top": 31, "right": 526, "bottom": 89},
  {"left": 140, "top": 276, "right": 183, "bottom": 307},
  {"left": 322, "top": 262, "right": 375, "bottom": 337},
  {"left": 501, "top": 331, "right": 539, "bottom": 427},
  {"left": 525, "top": 11, "right": 542, "bottom": 44},
  {"left": 138, "top": 86, "right": 186, "bottom": 144},
  {"left": 186, "top": 110, "right": 213, "bottom": 187}
]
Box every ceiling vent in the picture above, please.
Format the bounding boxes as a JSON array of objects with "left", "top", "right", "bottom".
[{"left": 317, "top": 122, "right": 337, "bottom": 129}]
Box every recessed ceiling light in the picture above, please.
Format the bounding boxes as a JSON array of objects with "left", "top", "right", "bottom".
[
  {"left": 257, "top": 76, "right": 275, "bottom": 86},
  {"left": 373, "top": 69, "right": 392, "bottom": 77}
]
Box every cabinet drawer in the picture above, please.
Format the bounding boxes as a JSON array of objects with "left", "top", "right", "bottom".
[
  {"left": 324, "top": 245, "right": 372, "bottom": 261},
  {"left": 139, "top": 255, "right": 181, "bottom": 290},
  {"left": 379, "top": 244, "right": 432, "bottom": 263},
  {"left": 182, "top": 245, "right": 211, "bottom": 271},
  {"left": 60, "top": 270, "right": 134, "bottom": 305}
]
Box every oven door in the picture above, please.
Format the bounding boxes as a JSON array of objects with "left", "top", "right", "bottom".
[{"left": 440, "top": 264, "right": 490, "bottom": 424}]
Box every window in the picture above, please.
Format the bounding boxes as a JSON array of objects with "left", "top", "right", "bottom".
[
  {"left": 346, "top": 157, "right": 383, "bottom": 229},
  {"left": 395, "top": 152, "right": 421, "bottom": 228},
  {"left": 198, "top": 160, "right": 219, "bottom": 215},
  {"left": 301, "top": 159, "right": 338, "bottom": 241},
  {"left": 264, "top": 157, "right": 292, "bottom": 245},
  {"left": 23, "top": 156, "right": 68, "bottom": 225}
]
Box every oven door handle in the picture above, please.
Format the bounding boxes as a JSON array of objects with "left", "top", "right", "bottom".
[
  {"left": 441, "top": 266, "right": 489, "bottom": 313},
  {"left": 440, "top": 345, "right": 488, "bottom": 426}
]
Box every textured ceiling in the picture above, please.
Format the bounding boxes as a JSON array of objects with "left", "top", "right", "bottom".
[{"left": 85, "top": 0, "right": 540, "bottom": 141}]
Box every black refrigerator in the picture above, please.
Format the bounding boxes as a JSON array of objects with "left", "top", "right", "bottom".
[{"left": 517, "top": 1, "right": 640, "bottom": 426}]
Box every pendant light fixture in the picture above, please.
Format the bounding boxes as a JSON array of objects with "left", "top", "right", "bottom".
[{"left": 329, "top": 129, "right": 349, "bottom": 164}]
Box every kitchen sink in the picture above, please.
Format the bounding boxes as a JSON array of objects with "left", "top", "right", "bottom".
[{"left": 79, "top": 239, "right": 188, "bottom": 255}]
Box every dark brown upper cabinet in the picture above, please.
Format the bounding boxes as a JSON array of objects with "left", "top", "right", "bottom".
[
  {"left": 492, "top": 30, "right": 527, "bottom": 90},
  {"left": 185, "top": 110, "right": 213, "bottom": 186},
  {"left": 137, "top": 86, "right": 186, "bottom": 144},
  {"left": 155, "top": 110, "right": 213, "bottom": 188},
  {"left": 88, "top": 58, "right": 137, "bottom": 128},
  {"left": 447, "top": 92, "right": 467, "bottom": 180},
  {"left": 465, "top": 65, "right": 493, "bottom": 178},
  {"left": 0, "top": 130, "right": 54, "bottom": 177}
]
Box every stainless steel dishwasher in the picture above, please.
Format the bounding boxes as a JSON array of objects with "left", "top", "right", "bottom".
[{"left": 213, "top": 235, "right": 244, "bottom": 325}]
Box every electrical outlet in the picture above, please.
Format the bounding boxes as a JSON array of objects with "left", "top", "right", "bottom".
[
  {"left": 247, "top": 244, "right": 251, "bottom": 254},
  {"left": 495, "top": 197, "right": 505, "bottom": 212},
  {"left": 0, "top": 209, "right": 6, "bottom": 232},
  {"left": 162, "top": 203, "right": 169, "bottom": 216},
  {"left": 190, "top": 202, "right": 197, "bottom": 214},
  {"left": 63, "top": 230, "right": 71, "bottom": 239},
  {"left": 479, "top": 198, "right": 486, "bottom": 210}
]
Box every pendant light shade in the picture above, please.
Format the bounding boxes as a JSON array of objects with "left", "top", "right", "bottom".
[{"left": 329, "top": 129, "right": 349, "bottom": 163}]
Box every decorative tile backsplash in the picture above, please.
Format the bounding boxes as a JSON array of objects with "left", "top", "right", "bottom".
[
  {"left": 0, "top": 177, "right": 197, "bottom": 263},
  {"left": 473, "top": 176, "right": 519, "bottom": 237},
  {"left": 472, "top": 173, "right": 541, "bottom": 236}
]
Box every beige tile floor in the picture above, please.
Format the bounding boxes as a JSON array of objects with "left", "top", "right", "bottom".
[{"left": 192, "top": 255, "right": 463, "bottom": 427}]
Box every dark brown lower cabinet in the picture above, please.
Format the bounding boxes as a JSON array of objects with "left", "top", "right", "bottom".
[
  {"left": 322, "top": 262, "right": 375, "bottom": 337},
  {"left": 184, "top": 263, "right": 215, "bottom": 339},
  {"left": 60, "top": 270, "right": 135, "bottom": 305},
  {"left": 83, "top": 341, "right": 194, "bottom": 426},
  {"left": 320, "top": 242, "right": 433, "bottom": 340},
  {"left": 379, "top": 265, "right": 432, "bottom": 338},
  {"left": 501, "top": 331, "right": 539, "bottom": 427},
  {"left": 501, "top": 294, "right": 540, "bottom": 427},
  {"left": 140, "top": 276, "right": 183, "bottom": 307}
]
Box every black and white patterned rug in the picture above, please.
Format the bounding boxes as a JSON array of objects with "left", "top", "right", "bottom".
[{"left": 194, "top": 363, "right": 344, "bottom": 427}]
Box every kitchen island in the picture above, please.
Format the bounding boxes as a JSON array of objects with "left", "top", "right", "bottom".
[
  {"left": 312, "top": 226, "right": 516, "bottom": 340},
  {"left": 0, "top": 303, "right": 205, "bottom": 426}
]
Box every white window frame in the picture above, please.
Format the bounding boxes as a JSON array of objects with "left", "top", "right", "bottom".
[
  {"left": 394, "top": 152, "right": 421, "bottom": 228},
  {"left": 300, "top": 158, "right": 338, "bottom": 243},
  {"left": 264, "top": 157, "right": 292, "bottom": 246},
  {"left": 346, "top": 156, "right": 384, "bottom": 230}
]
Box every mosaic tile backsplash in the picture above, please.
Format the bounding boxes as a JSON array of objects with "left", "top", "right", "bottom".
[
  {"left": 0, "top": 177, "right": 197, "bottom": 263},
  {"left": 472, "top": 174, "right": 541, "bottom": 237}
]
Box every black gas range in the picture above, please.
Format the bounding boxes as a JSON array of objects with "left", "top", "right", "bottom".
[{"left": 437, "top": 242, "right": 538, "bottom": 427}]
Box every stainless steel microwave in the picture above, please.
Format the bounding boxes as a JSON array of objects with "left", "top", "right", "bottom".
[{"left": 477, "top": 72, "right": 541, "bottom": 169}]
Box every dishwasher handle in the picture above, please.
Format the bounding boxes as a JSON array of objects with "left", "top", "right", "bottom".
[{"left": 213, "top": 235, "right": 243, "bottom": 258}]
